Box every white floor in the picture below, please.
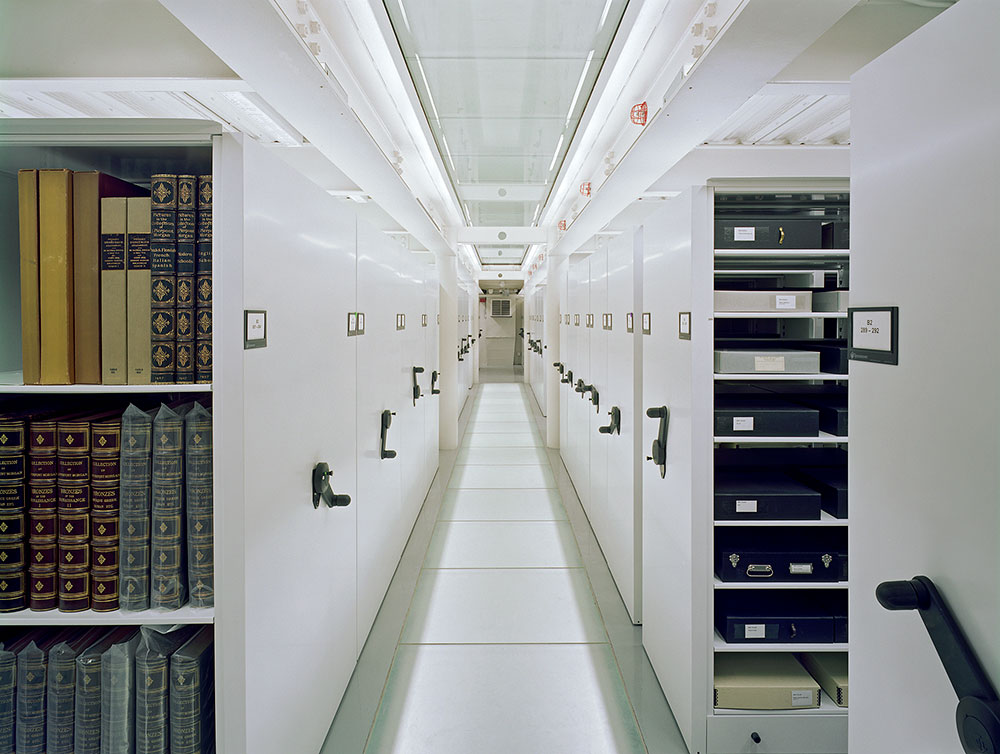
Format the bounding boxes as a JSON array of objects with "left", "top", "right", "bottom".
[{"left": 323, "top": 371, "right": 687, "bottom": 754}]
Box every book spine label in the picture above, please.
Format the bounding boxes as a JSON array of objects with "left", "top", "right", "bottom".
[
  {"left": 0, "top": 483, "right": 25, "bottom": 511},
  {"left": 19, "top": 170, "right": 41, "bottom": 384},
  {"left": 177, "top": 210, "right": 196, "bottom": 275},
  {"left": 91, "top": 485, "right": 119, "bottom": 515},
  {"left": 38, "top": 169, "right": 75, "bottom": 384},
  {"left": 127, "top": 197, "right": 152, "bottom": 384},
  {"left": 100, "top": 197, "right": 128, "bottom": 384}
]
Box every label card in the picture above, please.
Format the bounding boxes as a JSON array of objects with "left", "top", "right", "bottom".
[
  {"left": 849, "top": 306, "right": 899, "bottom": 365},
  {"left": 744, "top": 624, "right": 766, "bottom": 639},
  {"left": 775, "top": 295, "right": 797, "bottom": 310},
  {"left": 735, "top": 499, "right": 758, "bottom": 513},
  {"left": 733, "top": 417, "right": 754, "bottom": 432},
  {"left": 678, "top": 312, "right": 691, "bottom": 340},
  {"left": 789, "top": 563, "right": 814, "bottom": 575},
  {"left": 734, "top": 226, "right": 756, "bottom": 242},
  {"left": 754, "top": 355, "right": 786, "bottom": 372},
  {"left": 792, "top": 690, "right": 815, "bottom": 707},
  {"left": 244, "top": 310, "right": 267, "bottom": 349}
]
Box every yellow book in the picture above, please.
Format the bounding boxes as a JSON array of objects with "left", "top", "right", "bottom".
[
  {"left": 17, "top": 169, "right": 40, "bottom": 385},
  {"left": 100, "top": 197, "right": 128, "bottom": 384},
  {"left": 126, "top": 197, "right": 152, "bottom": 384},
  {"left": 38, "top": 169, "right": 75, "bottom": 384}
]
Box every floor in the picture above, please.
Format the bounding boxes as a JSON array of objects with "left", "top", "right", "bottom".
[{"left": 322, "top": 367, "right": 687, "bottom": 754}]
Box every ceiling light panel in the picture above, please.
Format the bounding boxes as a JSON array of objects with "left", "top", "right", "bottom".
[{"left": 706, "top": 93, "right": 851, "bottom": 145}]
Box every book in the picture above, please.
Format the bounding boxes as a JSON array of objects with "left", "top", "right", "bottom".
[
  {"left": 74, "top": 627, "right": 138, "bottom": 754},
  {"left": 16, "top": 629, "right": 83, "bottom": 752},
  {"left": 18, "top": 169, "right": 41, "bottom": 385},
  {"left": 100, "top": 629, "right": 143, "bottom": 754},
  {"left": 28, "top": 413, "right": 59, "bottom": 612},
  {"left": 56, "top": 415, "right": 91, "bottom": 613},
  {"left": 38, "top": 169, "right": 75, "bottom": 384},
  {"left": 127, "top": 197, "right": 152, "bottom": 384},
  {"left": 195, "top": 174, "right": 212, "bottom": 386},
  {"left": 151, "top": 177, "right": 177, "bottom": 385},
  {"left": 0, "top": 412, "right": 28, "bottom": 613},
  {"left": 0, "top": 629, "right": 54, "bottom": 751},
  {"left": 91, "top": 416, "right": 121, "bottom": 611},
  {"left": 151, "top": 403, "right": 191, "bottom": 609},
  {"left": 46, "top": 627, "right": 110, "bottom": 754},
  {"left": 186, "top": 403, "right": 213, "bottom": 607},
  {"left": 119, "top": 405, "right": 154, "bottom": 610},
  {"left": 170, "top": 626, "right": 214, "bottom": 754},
  {"left": 72, "top": 173, "right": 148, "bottom": 385},
  {"left": 100, "top": 197, "right": 128, "bottom": 385},
  {"left": 135, "top": 625, "right": 198, "bottom": 754}
]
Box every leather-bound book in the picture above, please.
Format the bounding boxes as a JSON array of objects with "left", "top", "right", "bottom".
[
  {"left": 0, "top": 413, "right": 28, "bottom": 613},
  {"left": 18, "top": 169, "right": 41, "bottom": 384},
  {"left": 196, "top": 193, "right": 211, "bottom": 274},
  {"left": 186, "top": 403, "right": 213, "bottom": 607},
  {"left": 176, "top": 175, "right": 196, "bottom": 276},
  {"left": 100, "top": 197, "right": 128, "bottom": 385},
  {"left": 38, "top": 169, "right": 75, "bottom": 384},
  {"left": 29, "top": 413, "right": 61, "bottom": 610},
  {"left": 151, "top": 403, "right": 191, "bottom": 609},
  {"left": 91, "top": 416, "right": 121, "bottom": 611},
  {"left": 72, "top": 172, "right": 147, "bottom": 384},
  {"left": 100, "top": 629, "right": 143, "bottom": 754},
  {"left": 16, "top": 629, "right": 84, "bottom": 752},
  {"left": 135, "top": 625, "right": 198, "bottom": 754},
  {"left": 0, "top": 629, "right": 54, "bottom": 751},
  {"left": 126, "top": 197, "right": 152, "bottom": 384},
  {"left": 151, "top": 176, "right": 177, "bottom": 385},
  {"left": 119, "top": 405, "right": 154, "bottom": 610},
  {"left": 74, "top": 627, "right": 138, "bottom": 754},
  {"left": 170, "top": 626, "right": 214, "bottom": 754},
  {"left": 45, "top": 626, "right": 110, "bottom": 754}
]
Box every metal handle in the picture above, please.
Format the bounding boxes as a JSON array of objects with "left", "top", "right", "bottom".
[
  {"left": 412, "top": 366, "right": 424, "bottom": 405},
  {"left": 380, "top": 410, "right": 397, "bottom": 459},
  {"left": 553, "top": 362, "right": 565, "bottom": 374},
  {"left": 312, "top": 462, "right": 351, "bottom": 508},
  {"left": 431, "top": 370, "right": 440, "bottom": 395},
  {"left": 645, "top": 406, "right": 669, "bottom": 478},
  {"left": 877, "top": 575, "right": 1000, "bottom": 753},
  {"left": 599, "top": 406, "right": 621, "bottom": 435},
  {"left": 562, "top": 369, "right": 573, "bottom": 385}
]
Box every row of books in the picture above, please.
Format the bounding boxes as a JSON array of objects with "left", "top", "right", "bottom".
[
  {"left": 16, "top": 170, "right": 212, "bottom": 386},
  {"left": 0, "top": 399, "right": 213, "bottom": 613},
  {"left": 0, "top": 624, "right": 214, "bottom": 753}
]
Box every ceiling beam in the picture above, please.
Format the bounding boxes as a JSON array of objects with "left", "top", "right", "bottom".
[
  {"left": 458, "top": 184, "right": 548, "bottom": 202},
  {"left": 453, "top": 227, "right": 549, "bottom": 245}
]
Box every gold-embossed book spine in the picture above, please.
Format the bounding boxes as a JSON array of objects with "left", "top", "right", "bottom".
[
  {"left": 151, "top": 173, "right": 177, "bottom": 384},
  {"left": 119, "top": 404, "right": 153, "bottom": 610},
  {"left": 0, "top": 416, "right": 28, "bottom": 612},
  {"left": 151, "top": 404, "right": 190, "bottom": 609},
  {"left": 186, "top": 403, "right": 213, "bottom": 607}
]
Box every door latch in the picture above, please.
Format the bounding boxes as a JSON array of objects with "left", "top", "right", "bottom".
[
  {"left": 380, "top": 410, "right": 397, "bottom": 459},
  {"left": 553, "top": 362, "right": 565, "bottom": 374},
  {"left": 599, "top": 406, "right": 621, "bottom": 435},
  {"left": 312, "top": 462, "right": 351, "bottom": 508},
  {"left": 431, "top": 370, "right": 440, "bottom": 395},
  {"left": 645, "top": 406, "right": 670, "bottom": 478},
  {"left": 562, "top": 369, "right": 573, "bottom": 385},
  {"left": 412, "top": 366, "right": 424, "bottom": 405}
]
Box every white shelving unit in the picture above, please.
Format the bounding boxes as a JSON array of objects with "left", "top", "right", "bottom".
[{"left": 713, "top": 580, "right": 849, "bottom": 590}]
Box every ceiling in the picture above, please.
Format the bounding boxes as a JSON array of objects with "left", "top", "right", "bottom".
[{"left": 382, "top": 0, "right": 629, "bottom": 266}]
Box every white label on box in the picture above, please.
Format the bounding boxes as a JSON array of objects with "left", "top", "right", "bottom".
[
  {"left": 733, "top": 417, "right": 754, "bottom": 431},
  {"left": 754, "top": 355, "right": 786, "bottom": 372},
  {"left": 853, "top": 310, "right": 893, "bottom": 351},
  {"left": 789, "top": 563, "right": 814, "bottom": 575},
  {"left": 775, "top": 295, "right": 797, "bottom": 310},
  {"left": 735, "top": 499, "right": 758, "bottom": 513},
  {"left": 734, "top": 226, "right": 756, "bottom": 242},
  {"left": 744, "top": 624, "right": 766, "bottom": 639},
  {"left": 791, "top": 690, "right": 814, "bottom": 707}
]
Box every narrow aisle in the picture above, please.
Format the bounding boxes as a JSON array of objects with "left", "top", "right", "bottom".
[{"left": 365, "top": 380, "right": 646, "bottom": 754}]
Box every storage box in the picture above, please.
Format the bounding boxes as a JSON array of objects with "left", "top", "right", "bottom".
[
  {"left": 715, "top": 219, "right": 824, "bottom": 249},
  {"left": 714, "top": 397, "right": 819, "bottom": 437},
  {"left": 812, "top": 290, "right": 850, "bottom": 312},
  {"left": 715, "top": 349, "right": 820, "bottom": 374},
  {"left": 790, "top": 466, "right": 848, "bottom": 519},
  {"left": 715, "top": 528, "right": 847, "bottom": 583},
  {"left": 716, "top": 592, "right": 848, "bottom": 644},
  {"left": 714, "top": 471, "right": 822, "bottom": 520},
  {"left": 763, "top": 385, "right": 848, "bottom": 436},
  {"left": 799, "top": 653, "right": 848, "bottom": 707},
  {"left": 714, "top": 654, "right": 820, "bottom": 710},
  {"left": 716, "top": 339, "right": 848, "bottom": 374},
  {"left": 715, "top": 290, "right": 813, "bottom": 313}
]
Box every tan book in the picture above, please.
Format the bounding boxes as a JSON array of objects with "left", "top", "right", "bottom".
[
  {"left": 72, "top": 172, "right": 147, "bottom": 384},
  {"left": 38, "top": 169, "right": 75, "bottom": 384},
  {"left": 100, "top": 197, "right": 128, "bottom": 384},
  {"left": 17, "top": 169, "right": 40, "bottom": 385},
  {"left": 126, "top": 197, "right": 152, "bottom": 384}
]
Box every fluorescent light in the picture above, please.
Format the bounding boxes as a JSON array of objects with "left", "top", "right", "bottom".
[
  {"left": 598, "top": 0, "right": 614, "bottom": 30},
  {"left": 548, "top": 134, "right": 565, "bottom": 172},
  {"left": 413, "top": 54, "right": 440, "bottom": 122},
  {"left": 532, "top": 204, "right": 541, "bottom": 225},
  {"left": 440, "top": 134, "right": 457, "bottom": 173},
  {"left": 397, "top": 0, "right": 412, "bottom": 32},
  {"left": 565, "top": 51, "right": 595, "bottom": 126}
]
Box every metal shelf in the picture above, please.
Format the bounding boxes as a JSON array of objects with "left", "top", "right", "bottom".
[
  {"left": 0, "top": 372, "right": 211, "bottom": 393},
  {"left": 714, "top": 311, "right": 848, "bottom": 319},
  {"left": 714, "top": 579, "right": 849, "bottom": 590},
  {"left": 714, "top": 432, "right": 848, "bottom": 444},
  {"left": 714, "top": 372, "right": 847, "bottom": 381},
  {"left": 714, "top": 513, "right": 847, "bottom": 527},
  {"left": 714, "top": 249, "right": 850, "bottom": 259},
  {"left": 0, "top": 606, "right": 214, "bottom": 626},
  {"left": 714, "top": 633, "right": 848, "bottom": 653}
]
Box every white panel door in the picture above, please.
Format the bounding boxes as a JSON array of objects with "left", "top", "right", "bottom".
[
  {"left": 397, "top": 257, "right": 426, "bottom": 520},
  {"left": 423, "top": 271, "right": 440, "bottom": 497},
  {"left": 559, "top": 264, "right": 570, "bottom": 454},
  {"left": 641, "top": 192, "right": 708, "bottom": 754},
  {"left": 241, "top": 139, "right": 358, "bottom": 754},
  {"left": 588, "top": 251, "right": 610, "bottom": 561},
  {"left": 605, "top": 230, "right": 641, "bottom": 623},
  {"left": 356, "top": 221, "right": 404, "bottom": 645},
  {"left": 566, "top": 258, "right": 591, "bottom": 510},
  {"left": 850, "top": 3, "right": 1000, "bottom": 752}
]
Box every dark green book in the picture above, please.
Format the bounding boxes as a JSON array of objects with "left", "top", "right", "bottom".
[
  {"left": 135, "top": 625, "right": 198, "bottom": 754},
  {"left": 170, "top": 626, "right": 214, "bottom": 754},
  {"left": 0, "top": 629, "right": 36, "bottom": 751},
  {"left": 151, "top": 403, "right": 191, "bottom": 609},
  {"left": 74, "top": 627, "right": 138, "bottom": 754},
  {"left": 100, "top": 629, "right": 142, "bottom": 754},
  {"left": 185, "top": 403, "right": 213, "bottom": 607},
  {"left": 45, "top": 627, "right": 110, "bottom": 754},
  {"left": 119, "top": 405, "right": 154, "bottom": 611}
]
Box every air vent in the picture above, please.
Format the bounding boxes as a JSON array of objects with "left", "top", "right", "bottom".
[{"left": 490, "top": 298, "right": 512, "bottom": 318}]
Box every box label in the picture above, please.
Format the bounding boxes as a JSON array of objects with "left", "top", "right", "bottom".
[
  {"left": 775, "top": 295, "right": 797, "bottom": 310},
  {"left": 734, "top": 226, "right": 755, "bottom": 242},
  {"left": 735, "top": 499, "right": 758, "bottom": 513},
  {"left": 733, "top": 417, "right": 754, "bottom": 432},
  {"left": 744, "top": 624, "right": 766, "bottom": 639},
  {"left": 754, "top": 355, "right": 786, "bottom": 372},
  {"left": 789, "top": 563, "right": 814, "bottom": 575},
  {"left": 791, "top": 690, "right": 814, "bottom": 707}
]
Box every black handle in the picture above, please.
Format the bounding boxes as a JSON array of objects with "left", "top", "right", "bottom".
[
  {"left": 562, "top": 369, "right": 573, "bottom": 385},
  {"left": 380, "top": 410, "right": 397, "bottom": 459},
  {"left": 645, "top": 406, "right": 669, "bottom": 478},
  {"left": 599, "top": 407, "right": 621, "bottom": 435},
  {"left": 877, "top": 575, "right": 1000, "bottom": 754},
  {"left": 590, "top": 387, "right": 599, "bottom": 411},
  {"left": 431, "top": 370, "right": 440, "bottom": 395},
  {"left": 553, "top": 362, "right": 564, "bottom": 374},
  {"left": 412, "top": 366, "right": 424, "bottom": 405},
  {"left": 312, "top": 462, "right": 351, "bottom": 508}
]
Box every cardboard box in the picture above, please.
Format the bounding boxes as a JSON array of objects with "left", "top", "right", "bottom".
[
  {"left": 800, "top": 652, "right": 848, "bottom": 707},
  {"left": 715, "top": 290, "right": 813, "bottom": 313},
  {"left": 715, "top": 349, "right": 821, "bottom": 374},
  {"left": 714, "top": 654, "right": 820, "bottom": 710},
  {"left": 812, "top": 290, "right": 850, "bottom": 312}
]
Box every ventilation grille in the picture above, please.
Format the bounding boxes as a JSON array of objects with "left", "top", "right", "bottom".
[{"left": 490, "top": 298, "right": 512, "bottom": 318}]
